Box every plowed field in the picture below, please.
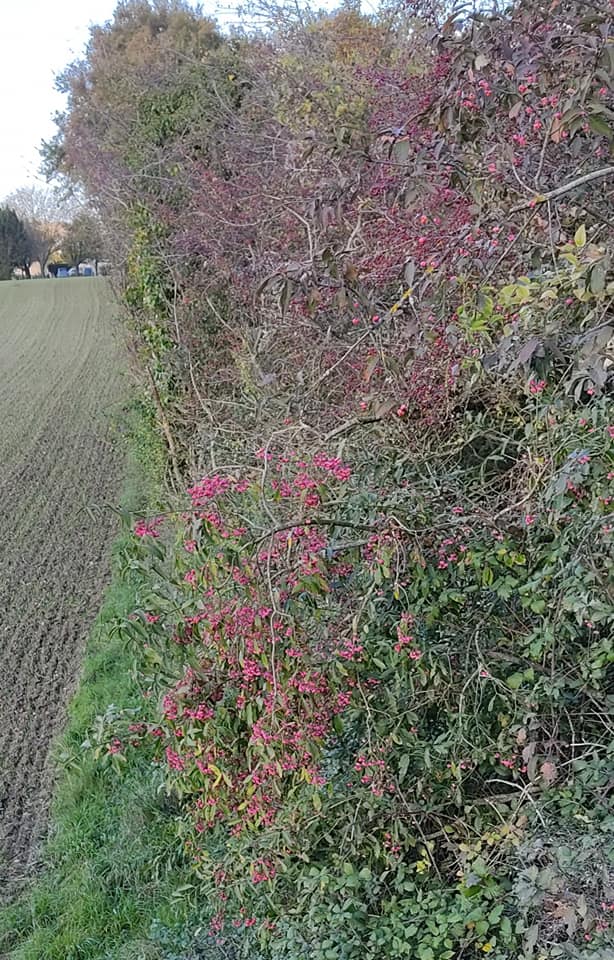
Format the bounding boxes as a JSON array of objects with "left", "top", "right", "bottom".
[{"left": 0, "top": 278, "right": 124, "bottom": 889}]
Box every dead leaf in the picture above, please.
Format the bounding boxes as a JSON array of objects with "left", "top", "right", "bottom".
[
  {"left": 373, "top": 398, "right": 397, "bottom": 419},
  {"left": 344, "top": 263, "right": 358, "bottom": 284},
  {"left": 516, "top": 336, "right": 541, "bottom": 366},
  {"left": 552, "top": 902, "right": 577, "bottom": 936},
  {"left": 522, "top": 741, "right": 536, "bottom": 765},
  {"left": 540, "top": 760, "right": 558, "bottom": 785},
  {"left": 362, "top": 355, "right": 379, "bottom": 384},
  {"left": 550, "top": 114, "right": 564, "bottom": 143}
]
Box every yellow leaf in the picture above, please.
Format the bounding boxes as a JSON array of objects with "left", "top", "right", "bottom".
[
  {"left": 208, "top": 763, "right": 223, "bottom": 787},
  {"left": 574, "top": 224, "right": 587, "bottom": 248}
]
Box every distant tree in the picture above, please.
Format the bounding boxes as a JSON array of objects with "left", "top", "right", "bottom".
[
  {"left": 4, "top": 185, "right": 73, "bottom": 276},
  {"left": 62, "top": 212, "right": 105, "bottom": 273},
  {"left": 0, "top": 207, "right": 31, "bottom": 280}
]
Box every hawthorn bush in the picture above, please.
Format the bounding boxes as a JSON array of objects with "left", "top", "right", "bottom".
[{"left": 46, "top": 0, "right": 614, "bottom": 956}]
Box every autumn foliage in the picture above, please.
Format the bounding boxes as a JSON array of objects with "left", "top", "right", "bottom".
[{"left": 48, "top": 1, "right": 613, "bottom": 956}]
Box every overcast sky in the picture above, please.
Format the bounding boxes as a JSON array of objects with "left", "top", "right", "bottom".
[
  {"left": 0, "top": 2, "right": 118, "bottom": 196},
  {"left": 0, "top": 0, "right": 236, "bottom": 198}
]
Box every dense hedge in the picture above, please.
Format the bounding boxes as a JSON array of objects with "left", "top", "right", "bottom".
[{"left": 48, "top": 0, "right": 613, "bottom": 956}]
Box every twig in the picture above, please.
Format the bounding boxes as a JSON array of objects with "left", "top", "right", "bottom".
[
  {"left": 249, "top": 517, "right": 378, "bottom": 547},
  {"left": 301, "top": 287, "right": 414, "bottom": 401},
  {"left": 146, "top": 366, "right": 183, "bottom": 491},
  {"left": 510, "top": 165, "right": 614, "bottom": 212},
  {"left": 534, "top": 115, "right": 554, "bottom": 189},
  {"left": 485, "top": 778, "right": 547, "bottom": 829}
]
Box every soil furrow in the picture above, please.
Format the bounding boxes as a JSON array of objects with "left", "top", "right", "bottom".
[{"left": 0, "top": 278, "right": 125, "bottom": 893}]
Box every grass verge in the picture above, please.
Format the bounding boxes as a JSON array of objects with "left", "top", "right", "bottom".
[{"left": 0, "top": 400, "right": 188, "bottom": 960}]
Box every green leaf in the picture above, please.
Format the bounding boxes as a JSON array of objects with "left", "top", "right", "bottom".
[
  {"left": 589, "top": 115, "right": 614, "bottom": 140},
  {"left": 417, "top": 947, "right": 434, "bottom": 960},
  {"left": 399, "top": 753, "right": 410, "bottom": 781},
  {"left": 488, "top": 905, "right": 503, "bottom": 924},
  {"left": 500, "top": 916, "right": 512, "bottom": 940},
  {"left": 393, "top": 138, "right": 410, "bottom": 163}
]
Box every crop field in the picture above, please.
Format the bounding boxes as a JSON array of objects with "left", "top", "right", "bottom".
[{"left": 0, "top": 279, "right": 124, "bottom": 891}]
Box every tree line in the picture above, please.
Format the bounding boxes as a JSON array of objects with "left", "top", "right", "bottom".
[{"left": 0, "top": 186, "right": 105, "bottom": 279}]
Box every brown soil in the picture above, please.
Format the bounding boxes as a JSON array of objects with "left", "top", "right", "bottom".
[{"left": 0, "top": 278, "right": 124, "bottom": 894}]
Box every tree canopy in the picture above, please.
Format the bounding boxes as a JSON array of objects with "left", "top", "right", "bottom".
[{"left": 3, "top": 185, "right": 72, "bottom": 276}]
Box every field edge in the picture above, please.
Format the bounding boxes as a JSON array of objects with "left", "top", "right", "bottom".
[{"left": 0, "top": 399, "right": 189, "bottom": 960}]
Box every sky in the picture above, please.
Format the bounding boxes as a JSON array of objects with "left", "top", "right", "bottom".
[
  {"left": 0, "top": 2, "right": 119, "bottom": 196},
  {"left": 0, "top": 0, "right": 236, "bottom": 198}
]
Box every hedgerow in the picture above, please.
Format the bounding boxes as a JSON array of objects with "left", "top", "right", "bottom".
[
  {"left": 44, "top": 0, "right": 614, "bottom": 956},
  {"left": 95, "top": 262, "right": 613, "bottom": 956}
]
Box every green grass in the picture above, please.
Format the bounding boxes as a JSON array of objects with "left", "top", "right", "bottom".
[{"left": 0, "top": 408, "right": 188, "bottom": 960}]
